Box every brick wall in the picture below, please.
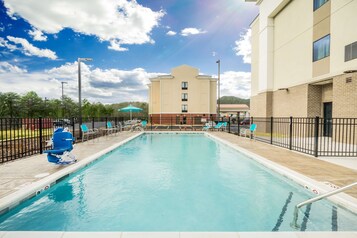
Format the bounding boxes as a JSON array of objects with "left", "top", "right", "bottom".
[
  {"left": 333, "top": 73, "right": 357, "bottom": 118},
  {"left": 307, "top": 85, "right": 322, "bottom": 117}
]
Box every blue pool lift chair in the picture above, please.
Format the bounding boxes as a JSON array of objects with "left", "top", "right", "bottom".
[{"left": 44, "top": 128, "right": 76, "bottom": 165}]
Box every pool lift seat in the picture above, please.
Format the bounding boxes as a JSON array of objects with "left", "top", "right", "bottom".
[{"left": 44, "top": 128, "right": 77, "bottom": 165}]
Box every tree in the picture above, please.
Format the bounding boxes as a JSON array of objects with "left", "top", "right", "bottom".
[
  {"left": 0, "top": 92, "right": 21, "bottom": 117},
  {"left": 218, "top": 96, "right": 250, "bottom": 106},
  {"left": 20, "top": 91, "right": 44, "bottom": 118}
]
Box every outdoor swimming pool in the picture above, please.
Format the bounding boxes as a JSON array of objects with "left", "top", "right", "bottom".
[{"left": 0, "top": 133, "right": 356, "bottom": 231}]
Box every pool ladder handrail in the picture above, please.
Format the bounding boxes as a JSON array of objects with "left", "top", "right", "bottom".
[{"left": 291, "top": 181, "right": 357, "bottom": 229}]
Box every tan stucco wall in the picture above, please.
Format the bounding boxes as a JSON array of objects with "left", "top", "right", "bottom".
[
  {"left": 251, "top": 17, "right": 260, "bottom": 97},
  {"left": 148, "top": 65, "right": 217, "bottom": 115},
  {"left": 210, "top": 81, "right": 217, "bottom": 114},
  {"left": 272, "top": 84, "right": 309, "bottom": 117},
  {"left": 313, "top": 57, "right": 330, "bottom": 77},
  {"left": 321, "top": 83, "right": 333, "bottom": 103},
  {"left": 313, "top": 0, "right": 330, "bottom": 26},
  {"left": 330, "top": 0, "right": 357, "bottom": 74},
  {"left": 149, "top": 81, "right": 161, "bottom": 114},
  {"left": 250, "top": 91, "right": 273, "bottom": 117},
  {"left": 273, "top": 0, "right": 313, "bottom": 90}
]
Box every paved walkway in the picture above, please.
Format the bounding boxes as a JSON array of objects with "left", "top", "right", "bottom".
[
  {"left": 209, "top": 132, "right": 357, "bottom": 198},
  {"left": 0, "top": 131, "right": 140, "bottom": 199}
]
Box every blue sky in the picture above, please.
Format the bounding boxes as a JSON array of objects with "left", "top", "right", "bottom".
[{"left": 0, "top": 0, "right": 258, "bottom": 103}]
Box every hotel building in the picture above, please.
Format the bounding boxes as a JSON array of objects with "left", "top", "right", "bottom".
[
  {"left": 148, "top": 65, "right": 217, "bottom": 124},
  {"left": 247, "top": 0, "right": 357, "bottom": 118}
]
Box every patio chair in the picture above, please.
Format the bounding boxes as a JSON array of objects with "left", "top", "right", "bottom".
[
  {"left": 80, "top": 124, "right": 99, "bottom": 142},
  {"left": 105, "top": 121, "right": 119, "bottom": 135},
  {"left": 240, "top": 124, "right": 257, "bottom": 139},
  {"left": 212, "top": 122, "right": 224, "bottom": 131},
  {"left": 44, "top": 128, "right": 76, "bottom": 165}
]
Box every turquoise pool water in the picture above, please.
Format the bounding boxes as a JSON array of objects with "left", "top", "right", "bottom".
[{"left": 0, "top": 133, "right": 356, "bottom": 231}]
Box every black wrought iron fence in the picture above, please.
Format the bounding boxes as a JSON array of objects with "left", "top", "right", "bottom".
[
  {"left": 228, "top": 116, "right": 357, "bottom": 157},
  {"left": 0, "top": 117, "right": 124, "bottom": 164}
]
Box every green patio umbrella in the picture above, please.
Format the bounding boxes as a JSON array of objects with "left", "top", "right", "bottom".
[{"left": 118, "top": 104, "right": 143, "bottom": 120}]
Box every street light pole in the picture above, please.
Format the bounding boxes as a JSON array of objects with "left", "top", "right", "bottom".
[
  {"left": 61, "top": 82, "right": 68, "bottom": 117},
  {"left": 216, "top": 59, "right": 220, "bottom": 119},
  {"left": 78, "top": 58, "right": 92, "bottom": 137}
]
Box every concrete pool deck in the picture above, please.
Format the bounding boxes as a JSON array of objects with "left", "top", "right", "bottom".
[{"left": 0, "top": 131, "right": 357, "bottom": 237}]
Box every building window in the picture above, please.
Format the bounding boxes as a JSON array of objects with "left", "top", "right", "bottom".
[
  {"left": 313, "top": 0, "right": 329, "bottom": 11},
  {"left": 181, "top": 104, "right": 188, "bottom": 113},
  {"left": 181, "top": 81, "right": 188, "bottom": 90},
  {"left": 181, "top": 93, "right": 188, "bottom": 101},
  {"left": 345, "top": 41, "right": 357, "bottom": 62},
  {"left": 313, "top": 35, "right": 330, "bottom": 62}
]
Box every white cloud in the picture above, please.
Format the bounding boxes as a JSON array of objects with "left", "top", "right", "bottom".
[
  {"left": 181, "top": 28, "right": 207, "bottom": 36},
  {"left": 0, "top": 61, "right": 165, "bottom": 103},
  {"left": 0, "top": 37, "right": 18, "bottom": 51},
  {"left": 218, "top": 71, "right": 251, "bottom": 99},
  {"left": 3, "top": 0, "right": 165, "bottom": 51},
  {"left": 108, "top": 40, "right": 129, "bottom": 52},
  {"left": 166, "top": 30, "right": 176, "bottom": 36},
  {"left": 234, "top": 29, "right": 251, "bottom": 64},
  {"left": 5, "top": 36, "right": 57, "bottom": 59},
  {"left": 28, "top": 28, "right": 47, "bottom": 41},
  {"left": 0, "top": 61, "right": 27, "bottom": 73}
]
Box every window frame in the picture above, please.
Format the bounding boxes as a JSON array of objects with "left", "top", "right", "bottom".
[
  {"left": 345, "top": 41, "right": 357, "bottom": 62},
  {"left": 181, "top": 93, "right": 188, "bottom": 101},
  {"left": 181, "top": 104, "right": 188, "bottom": 113},
  {"left": 313, "top": 34, "right": 330, "bottom": 62},
  {"left": 181, "top": 81, "right": 188, "bottom": 90},
  {"left": 313, "top": 0, "right": 329, "bottom": 11}
]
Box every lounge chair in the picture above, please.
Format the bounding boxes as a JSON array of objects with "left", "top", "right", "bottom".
[
  {"left": 80, "top": 124, "right": 99, "bottom": 142},
  {"left": 44, "top": 128, "right": 76, "bottom": 165},
  {"left": 130, "top": 121, "right": 146, "bottom": 132},
  {"left": 141, "top": 120, "right": 147, "bottom": 129},
  {"left": 202, "top": 123, "right": 212, "bottom": 131},
  {"left": 241, "top": 123, "right": 257, "bottom": 139},
  {"left": 212, "top": 122, "right": 223, "bottom": 130}
]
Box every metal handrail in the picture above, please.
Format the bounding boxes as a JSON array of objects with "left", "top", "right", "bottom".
[{"left": 291, "top": 181, "right": 357, "bottom": 229}]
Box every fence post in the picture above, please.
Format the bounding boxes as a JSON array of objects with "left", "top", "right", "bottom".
[
  {"left": 39, "top": 117, "right": 43, "bottom": 154},
  {"left": 71, "top": 117, "right": 75, "bottom": 138},
  {"left": 314, "top": 116, "right": 320, "bottom": 157},
  {"left": 92, "top": 117, "right": 95, "bottom": 130},
  {"left": 270, "top": 116, "right": 273, "bottom": 144},
  {"left": 150, "top": 115, "right": 153, "bottom": 131},
  {"left": 289, "top": 116, "right": 293, "bottom": 150},
  {"left": 250, "top": 117, "right": 254, "bottom": 139},
  {"left": 105, "top": 117, "right": 108, "bottom": 128},
  {"left": 170, "top": 117, "right": 172, "bottom": 131},
  {"left": 228, "top": 116, "right": 231, "bottom": 133},
  {"left": 237, "top": 115, "right": 241, "bottom": 136}
]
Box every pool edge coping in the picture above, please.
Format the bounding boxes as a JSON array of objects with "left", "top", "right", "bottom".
[
  {"left": 205, "top": 132, "right": 357, "bottom": 215},
  {"left": 0, "top": 132, "right": 144, "bottom": 215}
]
